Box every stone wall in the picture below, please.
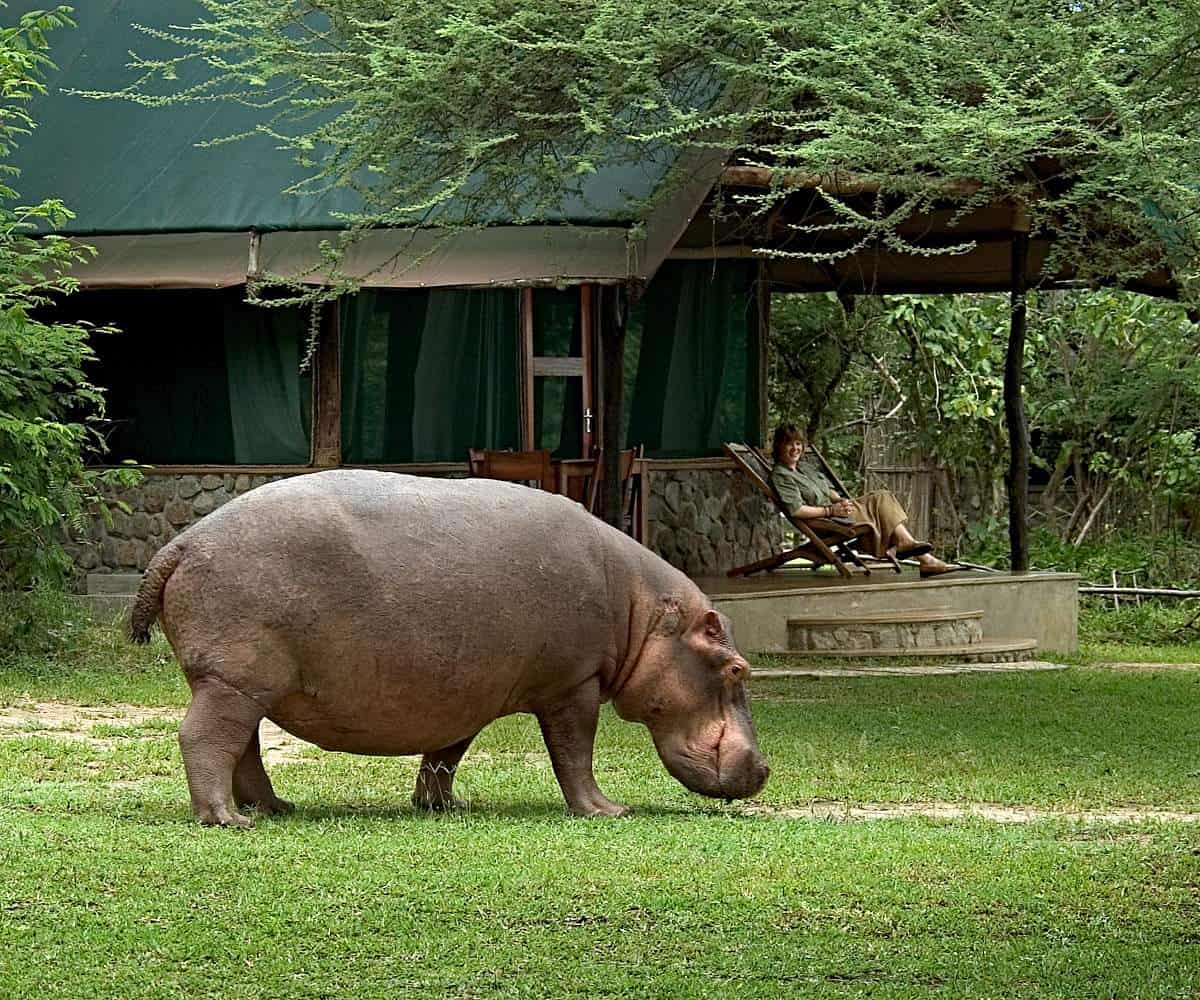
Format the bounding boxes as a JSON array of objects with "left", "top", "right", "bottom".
[
  {"left": 67, "top": 473, "right": 291, "bottom": 589},
  {"left": 71, "top": 465, "right": 781, "bottom": 588},
  {"left": 644, "top": 467, "right": 782, "bottom": 578}
]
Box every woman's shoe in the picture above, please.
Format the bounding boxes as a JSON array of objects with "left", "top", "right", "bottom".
[
  {"left": 895, "top": 541, "right": 933, "bottom": 560},
  {"left": 919, "top": 563, "right": 968, "bottom": 578}
]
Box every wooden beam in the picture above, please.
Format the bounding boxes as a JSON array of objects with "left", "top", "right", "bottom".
[
  {"left": 1006, "top": 207, "right": 1031, "bottom": 571},
  {"left": 598, "top": 284, "right": 629, "bottom": 529},
  {"left": 531, "top": 357, "right": 586, "bottom": 377},
  {"left": 519, "top": 287, "right": 535, "bottom": 450},
  {"left": 580, "top": 284, "right": 595, "bottom": 455},
  {"left": 311, "top": 301, "right": 341, "bottom": 467}
]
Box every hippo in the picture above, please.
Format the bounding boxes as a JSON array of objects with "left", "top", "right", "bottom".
[{"left": 129, "top": 470, "right": 769, "bottom": 825}]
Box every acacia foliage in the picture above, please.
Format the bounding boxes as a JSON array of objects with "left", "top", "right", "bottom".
[
  {"left": 105, "top": 0, "right": 1200, "bottom": 297},
  {"left": 0, "top": 5, "right": 138, "bottom": 588}
]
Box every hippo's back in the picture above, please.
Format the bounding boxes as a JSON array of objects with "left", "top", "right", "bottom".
[{"left": 153, "top": 471, "right": 622, "bottom": 752}]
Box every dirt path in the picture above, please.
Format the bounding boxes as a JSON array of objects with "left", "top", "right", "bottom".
[{"left": 0, "top": 700, "right": 311, "bottom": 764}]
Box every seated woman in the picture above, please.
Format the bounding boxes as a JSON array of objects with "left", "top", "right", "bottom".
[{"left": 769, "top": 423, "right": 956, "bottom": 577}]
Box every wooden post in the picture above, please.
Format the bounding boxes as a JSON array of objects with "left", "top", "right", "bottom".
[
  {"left": 1006, "top": 208, "right": 1031, "bottom": 571},
  {"left": 519, "top": 288, "right": 535, "bottom": 450},
  {"left": 598, "top": 284, "right": 629, "bottom": 528},
  {"left": 312, "top": 300, "right": 341, "bottom": 467}
]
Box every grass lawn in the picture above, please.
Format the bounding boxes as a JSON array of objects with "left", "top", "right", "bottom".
[{"left": 0, "top": 624, "right": 1198, "bottom": 998}]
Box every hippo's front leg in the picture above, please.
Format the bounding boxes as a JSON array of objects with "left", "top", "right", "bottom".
[{"left": 536, "top": 676, "right": 629, "bottom": 817}]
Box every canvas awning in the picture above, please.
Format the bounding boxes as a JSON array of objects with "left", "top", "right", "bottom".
[{"left": 8, "top": 0, "right": 719, "bottom": 291}]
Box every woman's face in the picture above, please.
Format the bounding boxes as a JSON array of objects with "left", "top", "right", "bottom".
[{"left": 782, "top": 437, "right": 805, "bottom": 467}]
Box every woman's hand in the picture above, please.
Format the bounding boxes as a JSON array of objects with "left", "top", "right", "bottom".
[{"left": 829, "top": 498, "right": 854, "bottom": 518}]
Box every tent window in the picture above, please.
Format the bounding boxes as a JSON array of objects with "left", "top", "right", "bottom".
[
  {"left": 340, "top": 288, "right": 520, "bottom": 463},
  {"left": 624, "top": 261, "right": 761, "bottom": 458},
  {"left": 68, "top": 290, "right": 311, "bottom": 465}
]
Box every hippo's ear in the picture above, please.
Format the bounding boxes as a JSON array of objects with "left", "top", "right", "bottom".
[
  {"left": 652, "top": 596, "right": 684, "bottom": 636},
  {"left": 702, "top": 610, "right": 725, "bottom": 639}
]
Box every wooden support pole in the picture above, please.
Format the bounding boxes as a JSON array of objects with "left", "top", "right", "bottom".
[
  {"left": 311, "top": 300, "right": 341, "bottom": 467},
  {"left": 598, "top": 284, "right": 629, "bottom": 528},
  {"left": 1006, "top": 210, "right": 1031, "bottom": 571},
  {"left": 519, "top": 288, "right": 535, "bottom": 450}
]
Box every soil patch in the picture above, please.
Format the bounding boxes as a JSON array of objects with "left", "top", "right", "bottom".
[{"left": 0, "top": 701, "right": 314, "bottom": 764}]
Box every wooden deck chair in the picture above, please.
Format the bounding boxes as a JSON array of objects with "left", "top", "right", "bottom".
[
  {"left": 722, "top": 442, "right": 875, "bottom": 579},
  {"left": 469, "top": 448, "right": 555, "bottom": 491},
  {"left": 806, "top": 442, "right": 903, "bottom": 574},
  {"left": 619, "top": 444, "right": 646, "bottom": 541}
]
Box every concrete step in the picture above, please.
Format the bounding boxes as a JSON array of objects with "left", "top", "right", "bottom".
[
  {"left": 86, "top": 572, "right": 143, "bottom": 595},
  {"left": 753, "top": 659, "right": 1067, "bottom": 679},
  {"left": 787, "top": 608, "right": 985, "bottom": 652},
  {"left": 71, "top": 594, "right": 134, "bottom": 623},
  {"left": 763, "top": 637, "right": 1038, "bottom": 666}
]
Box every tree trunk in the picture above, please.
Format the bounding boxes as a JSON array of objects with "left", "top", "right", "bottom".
[
  {"left": 1005, "top": 224, "right": 1031, "bottom": 571},
  {"left": 1040, "top": 445, "right": 1074, "bottom": 527}
]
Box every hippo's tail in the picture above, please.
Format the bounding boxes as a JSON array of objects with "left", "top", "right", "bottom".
[{"left": 128, "top": 540, "right": 185, "bottom": 644}]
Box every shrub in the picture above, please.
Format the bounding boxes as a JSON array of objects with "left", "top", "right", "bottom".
[{"left": 0, "top": 7, "right": 141, "bottom": 589}]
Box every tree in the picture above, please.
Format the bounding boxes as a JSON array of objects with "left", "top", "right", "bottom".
[
  {"left": 0, "top": 4, "right": 138, "bottom": 588},
  {"left": 100, "top": 0, "right": 1200, "bottom": 300},
  {"left": 776, "top": 287, "right": 1200, "bottom": 552}
]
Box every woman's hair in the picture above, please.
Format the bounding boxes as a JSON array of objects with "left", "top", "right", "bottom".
[{"left": 772, "top": 423, "right": 807, "bottom": 463}]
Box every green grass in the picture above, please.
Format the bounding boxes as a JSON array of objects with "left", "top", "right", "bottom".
[{"left": 1, "top": 622, "right": 1198, "bottom": 998}]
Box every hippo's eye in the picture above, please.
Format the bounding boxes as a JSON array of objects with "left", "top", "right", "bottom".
[{"left": 723, "top": 660, "right": 747, "bottom": 681}]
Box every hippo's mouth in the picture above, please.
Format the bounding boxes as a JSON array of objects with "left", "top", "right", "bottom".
[{"left": 654, "top": 716, "right": 768, "bottom": 801}]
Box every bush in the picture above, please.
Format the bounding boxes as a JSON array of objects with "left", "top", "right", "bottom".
[
  {"left": 963, "top": 527, "right": 1200, "bottom": 646},
  {"left": 964, "top": 526, "right": 1200, "bottom": 590},
  {"left": 0, "top": 585, "right": 91, "bottom": 664},
  {"left": 1078, "top": 599, "right": 1200, "bottom": 647}
]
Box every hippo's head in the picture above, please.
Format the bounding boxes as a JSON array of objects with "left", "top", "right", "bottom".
[{"left": 612, "top": 597, "right": 769, "bottom": 801}]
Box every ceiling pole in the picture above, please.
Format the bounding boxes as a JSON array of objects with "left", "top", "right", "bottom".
[
  {"left": 598, "top": 284, "right": 631, "bottom": 528},
  {"left": 1006, "top": 206, "right": 1031, "bottom": 572}
]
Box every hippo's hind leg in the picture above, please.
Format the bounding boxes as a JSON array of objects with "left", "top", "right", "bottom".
[
  {"left": 178, "top": 678, "right": 266, "bottom": 828},
  {"left": 536, "top": 676, "right": 629, "bottom": 818},
  {"left": 412, "top": 733, "right": 478, "bottom": 812},
  {"left": 233, "top": 728, "right": 294, "bottom": 816}
]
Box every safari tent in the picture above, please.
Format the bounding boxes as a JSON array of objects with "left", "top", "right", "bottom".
[{"left": 11, "top": 1, "right": 1182, "bottom": 589}]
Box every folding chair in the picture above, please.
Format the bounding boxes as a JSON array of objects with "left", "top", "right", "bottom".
[{"left": 722, "top": 442, "right": 876, "bottom": 579}]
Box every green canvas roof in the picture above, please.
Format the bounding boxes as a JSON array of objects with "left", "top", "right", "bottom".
[{"left": 6, "top": 0, "right": 720, "bottom": 287}]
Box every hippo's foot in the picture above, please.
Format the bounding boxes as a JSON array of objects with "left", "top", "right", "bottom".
[
  {"left": 569, "top": 796, "right": 631, "bottom": 819},
  {"left": 412, "top": 790, "right": 467, "bottom": 812},
  {"left": 241, "top": 795, "right": 295, "bottom": 817},
  {"left": 194, "top": 804, "right": 254, "bottom": 829}
]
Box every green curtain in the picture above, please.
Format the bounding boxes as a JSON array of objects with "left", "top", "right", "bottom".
[
  {"left": 625, "top": 261, "right": 760, "bottom": 457},
  {"left": 67, "top": 290, "right": 310, "bottom": 465},
  {"left": 341, "top": 288, "right": 520, "bottom": 463},
  {"left": 223, "top": 301, "right": 311, "bottom": 464}
]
